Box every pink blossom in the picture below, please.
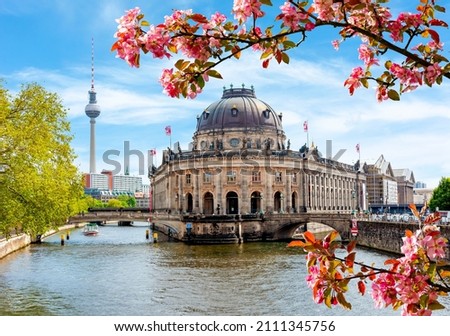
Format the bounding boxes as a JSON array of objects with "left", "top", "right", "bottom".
[
  {"left": 332, "top": 40, "right": 340, "bottom": 51},
  {"left": 424, "top": 63, "right": 442, "bottom": 85},
  {"left": 395, "top": 274, "right": 429, "bottom": 304},
  {"left": 114, "top": 7, "right": 142, "bottom": 67},
  {"left": 233, "top": 0, "right": 264, "bottom": 24},
  {"left": 138, "top": 25, "right": 171, "bottom": 59},
  {"left": 344, "top": 67, "right": 364, "bottom": 95},
  {"left": 420, "top": 233, "right": 447, "bottom": 260},
  {"left": 375, "top": 85, "right": 389, "bottom": 102},
  {"left": 159, "top": 69, "right": 180, "bottom": 98},
  {"left": 311, "top": 0, "right": 336, "bottom": 21},
  {"left": 279, "top": 1, "right": 308, "bottom": 30},
  {"left": 400, "top": 234, "right": 418, "bottom": 258},
  {"left": 371, "top": 273, "right": 397, "bottom": 308},
  {"left": 358, "top": 44, "right": 379, "bottom": 67}
]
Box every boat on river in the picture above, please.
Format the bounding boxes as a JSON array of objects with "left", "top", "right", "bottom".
[{"left": 83, "top": 223, "right": 99, "bottom": 236}]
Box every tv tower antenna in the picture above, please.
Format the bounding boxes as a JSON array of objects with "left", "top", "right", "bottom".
[{"left": 85, "top": 37, "right": 101, "bottom": 174}]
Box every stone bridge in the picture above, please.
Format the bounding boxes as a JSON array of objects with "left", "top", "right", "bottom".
[
  {"left": 69, "top": 210, "right": 450, "bottom": 258},
  {"left": 69, "top": 211, "right": 353, "bottom": 243}
]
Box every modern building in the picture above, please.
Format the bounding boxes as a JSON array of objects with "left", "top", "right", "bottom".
[
  {"left": 393, "top": 168, "right": 415, "bottom": 206},
  {"left": 150, "top": 86, "right": 366, "bottom": 217},
  {"left": 84, "top": 170, "right": 144, "bottom": 204},
  {"left": 365, "top": 155, "right": 399, "bottom": 213}
]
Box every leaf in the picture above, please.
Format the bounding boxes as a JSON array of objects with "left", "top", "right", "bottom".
[
  {"left": 303, "top": 231, "right": 316, "bottom": 244},
  {"left": 425, "top": 29, "right": 440, "bottom": 44},
  {"left": 424, "top": 211, "right": 441, "bottom": 224},
  {"left": 206, "top": 70, "right": 223, "bottom": 79},
  {"left": 287, "top": 240, "right": 306, "bottom": 247},
  {"left": 357, "top": 280, "right": 366, "bottom": 295},
  {"left": 325, "top": 230, "right": 339, "bottom": 244},
  {"left": 282, "top": 52, "right": 290, "bottom": 64},
  {"left": 260, "top": 0, "right": 273, "bottom": 5},
  {"left": 337, "top": 293, "right": 352, "bottom": 310},
  {"left": 346, "top": 239, "right": 357, "bottom": 253},
  {"left": 140, "top": 20, "right": 150, "bottom": 27},
  {"left": 345, "top": 252, "right": 356, "bottom": 268},
  {"left": 409, "top": 203, "right": 420, "bottom": 219},
  {"left": 387, "top": 89, "right": 400, "bottom": 101},
  {"left": 232, "top": 45, "right": 241, "bottom": 59},
  {"left": 190, "top": 14, "right": 209, "bottom": 24}
]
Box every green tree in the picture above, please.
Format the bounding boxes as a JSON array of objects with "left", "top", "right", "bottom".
[
  {"left": 107, "top": 199, "right": 123, "bottom": 208},
  {"left": 0, "top": 82, "right": 83, "bottom": 238},
  {"left": 117, "top": 195, "right": 136, "bottom": 208},
  {"left": 429, "top": 177, "right": 450, "bottom": 211}
]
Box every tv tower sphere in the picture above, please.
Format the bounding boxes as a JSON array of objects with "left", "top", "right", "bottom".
[{"left": 85, "top": 88, "right": 101, "bottom": 118}]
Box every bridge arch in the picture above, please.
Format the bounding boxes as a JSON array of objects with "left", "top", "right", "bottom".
[{"left": 271, "top": 213, "right": 352, "bottom": 241}]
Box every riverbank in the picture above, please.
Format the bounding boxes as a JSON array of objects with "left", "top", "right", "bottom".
[{"left": 0, "top": 223, "right": 85, "bottom": 260}]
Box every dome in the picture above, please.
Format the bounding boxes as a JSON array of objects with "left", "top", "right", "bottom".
[{"left": 196, "top": 86, "right": 283, "bottom": 133}]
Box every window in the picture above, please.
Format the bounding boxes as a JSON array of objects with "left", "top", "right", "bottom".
[
  {"left": 186, "top": 174, "right": 191, "bottom": 185},
  {"left": 292, "top": 172, "right": 297, "bottom": 183},
  {"left": 203, "top": 172, "right": 212, "bottom": 183},
  {"left": 252, "top": 171, "right": 261, "bottom": 183},
  {"left": 275, "top": 171, "right": 282, "bottom": 183},
  {"left": 262, "top": 109, "right": 270, "bottom": 118},
  {"left": 231, "top": 105, "right": 239, "bottom": 116},
  {"left": 227, "top": 171, "right": 236, "bottom": 183},
  {"left": 230, "top": 138, "right": 240, "bottom": 147}
]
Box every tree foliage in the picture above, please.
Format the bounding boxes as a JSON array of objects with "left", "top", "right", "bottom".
[
  {"left": 112, "top": 0, "right": 449, "bottom": 101},
  {"left": 0, "top": 82, "right": 83, "bottom": 238},
  {"left": 429, "top": 177, "right": 450, "bottom": 211}
]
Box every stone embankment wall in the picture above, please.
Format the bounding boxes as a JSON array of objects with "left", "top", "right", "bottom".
[
  {"left": 356, "top": 220, "right": 450, "bottom": 259},
  {"left": 0, "top": 235, "right": 31, "bottom": 260},
  {"left": 0, "top": 223, "right": 84, "bottom": 260}
]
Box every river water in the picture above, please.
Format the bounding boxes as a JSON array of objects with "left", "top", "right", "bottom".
[{"left": 0, "top": 223, "right": 449, "bottom": 316}]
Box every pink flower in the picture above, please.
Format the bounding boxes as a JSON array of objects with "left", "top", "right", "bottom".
[
  {"left": 114, "top": 7, "right": 142, "bottom": 67},
  {"left": 400, "top": 234, "right": 418, "bottom": 258},
  {"left": 159, "top": 69, "right": 180, "bottom": 98},
  {"left": 279, "top": 1, "right": 308, "bottom": 30},
  {"left": 138, "top": 25, "right": 171, "bottom": 59},
  {"left": 311, "top": 0, "right": 336, "bottom": 21},
  {"left": 233, "top": 0, "right": 264, "bottom": 24},
  {"left": 420, "top": 234, "right": 447, "bottom": 260},
  {"left": 371, "top": 273, "right": 397, "bottom": 308},
  {"left": 375, "top": 85, "right": 389, "bottom": 102},
  {"left": 358, "top": 44, "right": 379, "bottom": 67},
  {"left": 424, "top": 63, "right": 442, "bottom": 85},
  {"left": 344, "top": 67, "right": 364, "bottom": 95}
]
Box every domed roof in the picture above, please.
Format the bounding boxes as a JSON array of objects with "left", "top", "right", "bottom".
[{"left": 196, "top": 86, "right": 283, "bottom": 133}]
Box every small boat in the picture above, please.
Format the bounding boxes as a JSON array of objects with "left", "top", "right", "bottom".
[{"left": 83, "top": 223, "right": 99, "bottom": 236}]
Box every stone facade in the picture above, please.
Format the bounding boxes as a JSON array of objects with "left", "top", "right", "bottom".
[{"left": 150, "top": 87, "right": 366, "bottom": 222}]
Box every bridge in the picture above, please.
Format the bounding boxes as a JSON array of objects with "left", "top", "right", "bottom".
[{"left": 69, "top": 209, "right": 450, "bottom": 259}]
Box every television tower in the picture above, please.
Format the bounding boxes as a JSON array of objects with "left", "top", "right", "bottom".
[{"left": 85, "top": 38, "right": 101, "bottom": 174}]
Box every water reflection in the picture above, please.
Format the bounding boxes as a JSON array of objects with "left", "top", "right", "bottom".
[{"left": 0, "top": 224, "right": 449, "bottom": 316}]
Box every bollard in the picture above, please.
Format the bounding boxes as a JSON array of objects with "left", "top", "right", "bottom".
[
  {"left": 60, "top": 234, "right": 65, "bottom": 246},
  {"left": 153, "top": 232, "right": 158, "bottom": 243},
  {"left": 146, "top": 229, "right": 149, "bottom": 240}
]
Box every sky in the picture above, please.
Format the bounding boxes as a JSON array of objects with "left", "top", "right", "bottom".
[{"left": 1, "top": 0, "right": 449, "bottom": 188}]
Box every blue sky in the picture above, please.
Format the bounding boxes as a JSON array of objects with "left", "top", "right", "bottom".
[{"left": 1, "top": 0, "right": 449, "bottom": 188}]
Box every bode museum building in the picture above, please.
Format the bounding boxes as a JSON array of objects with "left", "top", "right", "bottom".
[{"left": 150, "top": 85, "right": 366, "bottom": 242}]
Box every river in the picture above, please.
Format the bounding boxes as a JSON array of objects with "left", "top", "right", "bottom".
[{"left": 0, "top": 223, "right": 449, "bottom": 316}]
